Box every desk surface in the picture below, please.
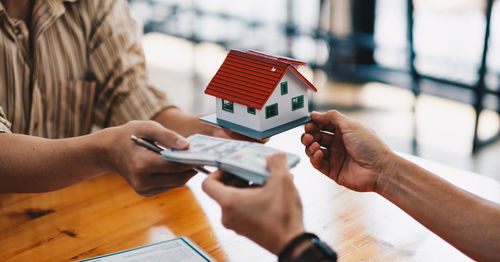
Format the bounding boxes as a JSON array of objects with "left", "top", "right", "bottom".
[{"left": 1, "top": 127, "right": 499, "bottom": 261}]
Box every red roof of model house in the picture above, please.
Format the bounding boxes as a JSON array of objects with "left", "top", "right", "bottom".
[{"left": 204, "top": 50, "right": 317, "bottom": 110}]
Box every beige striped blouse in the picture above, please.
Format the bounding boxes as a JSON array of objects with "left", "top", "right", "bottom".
[{"left": 0, "top": 0, "right": 171, "bottom": 138}]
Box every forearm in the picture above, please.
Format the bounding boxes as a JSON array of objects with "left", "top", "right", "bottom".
[
  {"left": 377, "top": 154, "right": 500, "bottom": 260},
  {"left": 153, "top": 107, "right": 211, "bottom": 137},
  {"left": 0, "top": 132, "right": 112, "bottom": 193}
]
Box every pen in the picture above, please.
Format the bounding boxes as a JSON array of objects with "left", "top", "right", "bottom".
[
  {"left": 130, "top": 135, "right": 210, "bottom": 174},
  {"left": 130, "top": 135, "right": 163, "bottom": 154}
]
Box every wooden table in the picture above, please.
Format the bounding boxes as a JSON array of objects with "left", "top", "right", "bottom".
[{"left": 1, "top": 127, "right": 499, "bottom": 261}]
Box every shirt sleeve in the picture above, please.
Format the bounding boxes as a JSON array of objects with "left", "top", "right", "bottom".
[
  {"left": 0, "top": 106, "right": 12, "bottom": 133},
  {"left": 87, "top": 0, "right": 173, "bottom": 128}
]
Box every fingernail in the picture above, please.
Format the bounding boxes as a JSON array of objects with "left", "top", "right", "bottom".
[{"left": 176, "top": 138, "right": 189, "bottom": 148}]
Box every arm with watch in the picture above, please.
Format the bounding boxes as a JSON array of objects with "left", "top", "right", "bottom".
[
  {"left": 202, "top": 154, "right": 337, "bottom": 261},
  {"left": 203, "top": 110, "right": 500, "bottom": 261}
]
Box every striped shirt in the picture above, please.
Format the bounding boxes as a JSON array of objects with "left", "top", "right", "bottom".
[{"left": 0, "top": 0, "right": 171, "bottom": 138}]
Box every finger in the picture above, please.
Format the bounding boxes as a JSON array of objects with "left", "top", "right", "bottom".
[
  {"left": 305, "top": 146, "right": 312, "bottom": 157},
  {"left": 320, "top": 147, "right": 330, "bottom": 159},
  {"left": 310, "top": 111, "right": 348, "bottom": 131},
  {"left": 301, "top": 133, "right": 315, "bottom": 147},
  {"left": 312, "top": 131, "right": 335, "bottom": 148},
  {"left": 202, "top": 170, "right": 236, "bottom": 204},
  {"left": 310, "top": 150, "right": 330, "bottom": 176},
  {"left": 304, "top": 121, "right": 322, "bottom": 134},
  {"left": 306, "top": 142, "right": 329, "bottom": 160},
  {"left": 304, "top": 140, "right": 322, "bottom": 157},
  {"left": 219, "top": 172, "right": 251, "bottom": 188},
  {"left": 266, "top": 153, "right": 290, "bottom": 185},
  {"left": 308, "top": 142, "right": 321, "bottom": 155},
  {"left": 137, "top": 121, "right": 190, "bottom": 150}
]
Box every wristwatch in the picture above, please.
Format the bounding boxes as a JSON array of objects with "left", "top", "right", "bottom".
[
  {"left": 279, "top": 232, "right": 337, "bottom": 262},
  {"left": 293, "top": 237, "right": 337, "bottom": 262}
]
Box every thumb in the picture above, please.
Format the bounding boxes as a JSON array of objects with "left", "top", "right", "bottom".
[
  {"left": 202, "top": 170, "right": 234, "bottom": 205},
  {"left": 266, "top": 153, "right": 291, "bottom": 185},
  {"left": 137, "top": 121, "right": 190, "bottom": 150},
  {"left": 310, "top": 110, "right": 348, "bottom": 130}
]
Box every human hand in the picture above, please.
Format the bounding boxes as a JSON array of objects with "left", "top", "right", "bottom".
[
  {"left": 202, "top": 154, "right": 304, "bottom": 254},
  {"left": 102, "top": 120, "right": 197, "bottom": 196},
  {"left": 301, "top": 111, "right": 396, "bottom": 192},
  {"left": 153, "top": 107, "right": 268, "bottom": 143}
]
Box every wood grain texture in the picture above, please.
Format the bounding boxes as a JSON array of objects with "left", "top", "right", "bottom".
[{"left": 1, "top": 127, "right": 498, "bottom": 261}]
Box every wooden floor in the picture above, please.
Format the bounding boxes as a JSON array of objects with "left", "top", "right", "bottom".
[{"left": 143, "top": 33, "right": 500, "bottom": 182}]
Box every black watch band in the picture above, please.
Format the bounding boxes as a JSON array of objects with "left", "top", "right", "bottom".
[
  {"left": 293, "top": 237, "right": 337, "bottom": 262},
  {"left": 279, "top": 233, "right": 318, "bottom": 262},
  {"left": 278, "top": 232, "right": 337, "bottom": 262}
]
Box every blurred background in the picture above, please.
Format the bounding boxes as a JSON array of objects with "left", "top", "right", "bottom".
[{"left": 127, "top": 0, "right": 500, "bottom": 181}]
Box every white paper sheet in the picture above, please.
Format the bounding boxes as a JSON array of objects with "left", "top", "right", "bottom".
[{"left": 79, "top": 237, "right": 215, "bottom": 262}]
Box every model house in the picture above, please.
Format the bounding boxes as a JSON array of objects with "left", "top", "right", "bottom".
[{"left": 201, "top": 49, "right": 317, "bottom": 139}]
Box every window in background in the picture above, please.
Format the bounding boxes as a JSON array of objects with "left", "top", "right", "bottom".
[{"left": 373, "top": 0, "right": 490, "bottom": 85}]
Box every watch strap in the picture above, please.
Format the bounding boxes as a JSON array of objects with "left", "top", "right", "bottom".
[
  {"left": 278, "top": 232, "right": 319, "bottom": 262},
  {"left": 294, "top": 237, "right": 337, "bottom": 262}
]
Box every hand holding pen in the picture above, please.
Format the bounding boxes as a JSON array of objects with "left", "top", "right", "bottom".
[{"left": 97, "top": 121, "right": 202, "bottom": 196}]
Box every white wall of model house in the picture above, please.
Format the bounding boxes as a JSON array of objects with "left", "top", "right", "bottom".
[
  {"left": 216, "top": 98, "right": 262, "bottom": 130},
  {"left": 216, "top": 70, "right": 309, "bottom": 132}
]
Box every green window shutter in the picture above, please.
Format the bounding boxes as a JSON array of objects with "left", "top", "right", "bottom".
[
  {"left": 265, "top": 103, "right": 279, "bottom": 119},
  {"left": 280, "top": 81, "right": 288, "bottom": 95},
  {"left": 247, "top": 107, "right": 256, "bottom": 115},
  {"left": 291, "top": 95, "right": 304, "bottom": 111},
  {"left": 222, "top": 100, "right": 234, "bottom": 113}
]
